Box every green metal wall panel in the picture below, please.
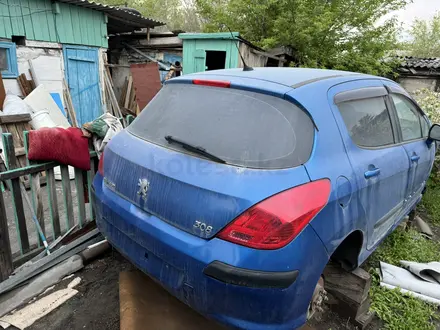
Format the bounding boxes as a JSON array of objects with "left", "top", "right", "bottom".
[
  {"left": 0, "top": 1, "right": 13, "bottom": 38},
  {"left": 0, "top": 0, "right": 107, "bottom": 47},
  {"left": 21, "top": 0, "right": 35, "bottom": 40},
  {"left": 181, "top": 38, "right": 239, "bottom": 75},
  {"left": 8, "top": 0, "right": 25, "bottom": 36}
]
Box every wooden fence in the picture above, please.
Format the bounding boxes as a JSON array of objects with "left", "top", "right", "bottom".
[{"left": 0, "top": 132, "right": 98, "bottom": 281}]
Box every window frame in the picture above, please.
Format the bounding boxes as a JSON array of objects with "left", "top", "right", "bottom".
[
  {"left": 386, "top": 92, "right": 428, "bottom": 144},
  {"left": 0, "top": 41, "right": 18, "bottom": 78},
  {"left": 336, "top": 94, "right": 399, "bottom": 150}
]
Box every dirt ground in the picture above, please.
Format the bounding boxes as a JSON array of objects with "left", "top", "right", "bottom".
[
  {"left": 24, "top": 249, "right": 382, "bottom": 330},
  {"left": 28, "top": 251, "right": 133, "bottom": 330}
]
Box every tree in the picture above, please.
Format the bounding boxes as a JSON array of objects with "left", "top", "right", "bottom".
[
  {"left": 99, "top": 0, "right": 202, "bottom": 32},
  {"left": 196, "top": 0, "right": 411, "bottom": 76},
  {"left": 406, "top": 13, "right": 440, "bottom": 58}
]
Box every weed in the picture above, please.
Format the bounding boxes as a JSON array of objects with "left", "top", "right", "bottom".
[
  {"left": 420, "top": 179, "right": 440, "bottom": 225},
  {"left": 367, "top": 228, "right": 440, "bottom": 329},
  {"left": 368, "top": 228, "right": 440, "bottom": 267},
  {"left": 370, "top": 272, "right": 438, "bottom": 330}
]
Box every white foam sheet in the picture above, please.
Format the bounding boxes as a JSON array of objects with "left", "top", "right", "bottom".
[{"left": 24, "top": 85, "right": 70, "bottom": 128}]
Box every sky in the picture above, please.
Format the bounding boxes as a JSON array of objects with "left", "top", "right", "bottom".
[{"left": 391, "top": 0, "right": 440, "bottom": 28}]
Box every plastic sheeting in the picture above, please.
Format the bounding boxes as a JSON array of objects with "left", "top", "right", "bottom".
[
  {"left": 1, "top": 94, "right": 33, "bottom": 115},
  {"left": 380, "top": 261, "right": 440, "bottom": 304}
]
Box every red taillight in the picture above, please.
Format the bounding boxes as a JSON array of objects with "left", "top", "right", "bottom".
[
  {"left": 192, "top": 79, "right": 231, "bottom": 88},
  {"left": 98, "top": 152, "right": 104, "bottom": 176},
  {"left": 216, "top": 180, "right": 331, "bottom": 250}
]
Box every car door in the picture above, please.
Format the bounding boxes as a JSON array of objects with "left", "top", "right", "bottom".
[
  {"left": 386, "top": 89, "right": 434, "bottom": 206},
  {"left": 329, "top": 81, "right": 409, "bottom": 249}
]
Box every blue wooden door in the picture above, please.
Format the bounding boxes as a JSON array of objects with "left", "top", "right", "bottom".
[{"left": 64, "top": 46, "right": 101, "bottom": 126}]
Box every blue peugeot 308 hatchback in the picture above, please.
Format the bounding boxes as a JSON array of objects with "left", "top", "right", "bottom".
[{"left": 92, "top": 68, "right": 440, "bottom": 330}]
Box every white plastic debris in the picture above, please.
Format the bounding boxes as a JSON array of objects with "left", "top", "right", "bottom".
[
  {"left": 380, "top": 261, "right": 440, "bottom": 304},
  {"left": 1, "top": 94, "right": 33, "bottom": 115}
]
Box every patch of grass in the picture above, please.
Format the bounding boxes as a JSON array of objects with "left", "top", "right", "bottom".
[
  {"left": 368, "top": 228, "right": 440, "bottom": 267},
  {"left": 421, "top": 178, "right": 440, "bottom": 225},
  {"left": 367, "top": 228, "right": 440, "bottom": 329},
  {"left": 370, "top": 272, "right": 438, "bottom": 330}
]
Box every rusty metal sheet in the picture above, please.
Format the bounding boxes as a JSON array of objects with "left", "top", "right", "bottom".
[{"left": 130, "top": 63, "right": 162, "bottom": 110}]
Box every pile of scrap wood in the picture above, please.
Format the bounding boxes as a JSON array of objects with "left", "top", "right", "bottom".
[
  {"left": 119, "top": 75, "right": 139, "bottom": 116},
  {"left": 16, "top": 73, "right": 36, "bottom": 97},
  {"left": 103, "top": 69, "right": 126, "bottom": 127},
  {"left": 323, "top": 263, "right": 374, "bottom": 329},
  {"left": 0, "top": 222, "right": 109, "bottom": 319}
]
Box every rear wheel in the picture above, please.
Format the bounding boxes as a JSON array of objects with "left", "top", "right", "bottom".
[{"left": 307, "top": 276, "right": 327, "bottom": 320}]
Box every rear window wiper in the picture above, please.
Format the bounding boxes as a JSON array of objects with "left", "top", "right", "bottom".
[{"left": 165, "top": 135, "right": 226, "bottom": 164}]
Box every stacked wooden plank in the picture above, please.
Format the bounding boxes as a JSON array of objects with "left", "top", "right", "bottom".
[
  {"left": 323, "top": 263, "right": 375, "bottom": 329},
  {"left": 119, "top": 76, "right": 139, "bottom": 116},
  {"left": 16, "top": 72, "right": 36, "bottom": 97}
]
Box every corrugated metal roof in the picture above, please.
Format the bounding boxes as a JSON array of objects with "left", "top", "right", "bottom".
[
  {"left": 400, "top": 57, "right": 440, "bottom": 70},
  {"left": 56, "top": 0, "right": 165, "bottom": 33}
]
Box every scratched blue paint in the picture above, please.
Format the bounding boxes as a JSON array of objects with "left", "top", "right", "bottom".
[
  {"left": 92, "top": 67, "right": 436, "bottom": 330},
  {"left": 63, "top": 45, "right": 101, "bottom": 126}
]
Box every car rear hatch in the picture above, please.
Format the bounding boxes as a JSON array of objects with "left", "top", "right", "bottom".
[{"left": 102, "top": 80, "right": 315, "bottom": 239}]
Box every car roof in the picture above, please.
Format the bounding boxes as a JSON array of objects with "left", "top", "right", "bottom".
[{"left": 177, "top": 67, "right": 372, "bottom": 88}]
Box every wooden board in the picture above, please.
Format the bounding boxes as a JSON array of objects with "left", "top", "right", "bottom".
[
  {"left": 0, "top": 114, "right": 31, "bottom": 125},
  {"left": 120, "top": 270, "right": 226, "bottom": 330},
  {"left": 0, "top": 191, "right": 13, "bottom": 281},
  {"left": 46, "top": 168, "right": 60, "bottom": 239},
  {"left": 124, "top": 76, "right": 133, "bottom": 109},
  {"left": 323, "top": 263, "right": 371, "bottom": 305},
  {"left": 0, "top": 118, "right": 33, "bottom": 186},
  {"left": 3, "top": 134, "right": 30, "bottom": 254},
  {"left": 60, "top": 165, "right": 74, "bottom": 229},
  {"left": 0, "top": 72, "right": 5, "bottom": 110}
]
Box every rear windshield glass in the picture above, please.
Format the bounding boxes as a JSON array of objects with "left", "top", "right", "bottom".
[{"left": 128, "top": 84, "right": 314, "bottom": 169}]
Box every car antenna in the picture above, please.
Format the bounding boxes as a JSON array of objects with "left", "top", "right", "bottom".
[{"left": 222, "top": 24, "right": 253, "bottom": 72}]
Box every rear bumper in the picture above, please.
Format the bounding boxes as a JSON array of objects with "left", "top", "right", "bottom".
[
  {"left": 92, "top": 174, "right": 329, "bottom": 330},
  {"left": 204, "top": 261, "right": 299, "bottom": 289}
]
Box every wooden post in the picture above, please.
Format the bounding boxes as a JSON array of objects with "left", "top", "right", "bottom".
[
  {"left": 24, "top": 131, "right": 45, "bottom": 245},
  {"left": 74, "top": 168, "right": 86, "bottom": 228},
  {"left": 60, "top": 165, "right": 74, "bottom": 229},
  {"left": 0, "top": 190, "right": 13, "bottom": 281},
  {"left": 2, "top": 133, "right": 30, "bottom": 254},
  {"left": 0, "top": 71, "right": 6, "bottom": 110},
  {"left": 46, "top": 168, "right": 61, "bottom": 239}
]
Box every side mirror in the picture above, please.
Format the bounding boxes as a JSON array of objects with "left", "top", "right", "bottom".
[{"left": 428, "top": 124, "right": 440, "bottom": 141}]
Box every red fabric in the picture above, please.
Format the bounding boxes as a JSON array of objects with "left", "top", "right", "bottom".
[{"left": 28, "top": 127, "right": 90, "bottom": 170}]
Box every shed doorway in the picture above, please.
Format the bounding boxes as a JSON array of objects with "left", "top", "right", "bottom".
[{"left": 205, "top": 51, "right": 226, "bottom": 71}]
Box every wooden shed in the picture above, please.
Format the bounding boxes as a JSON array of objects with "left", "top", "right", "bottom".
[
  {"left": 0, "top": 0, "right": 163, "bottom": 125},
  {"left": 178, "top": 32, "right": 285, "bottom": 75}
]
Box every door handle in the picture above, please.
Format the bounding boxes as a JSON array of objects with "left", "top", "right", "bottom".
[
  {"left": 364, "top": 168, "right": 380, "bottom": 179},
  {"left": 411, "top": 155, "right": 420, "bottom": 162}
]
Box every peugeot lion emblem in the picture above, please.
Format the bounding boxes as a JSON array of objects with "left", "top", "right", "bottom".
[{"left": 137, "top": 178, "right": 150, "bottom": 201}]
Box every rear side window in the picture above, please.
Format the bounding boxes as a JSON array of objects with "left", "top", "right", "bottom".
[
  {"left": 391, "top": 94, "right": 422, "bottom": 141},
  {"left": 338, "top": 97, "right": 394, "bottom": 148},
  {"left": 128, "top": 84, "right": 314, "bottom": 169},
  {"left": 421, "top": 116, "right": 430, "bottom": 137}
]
